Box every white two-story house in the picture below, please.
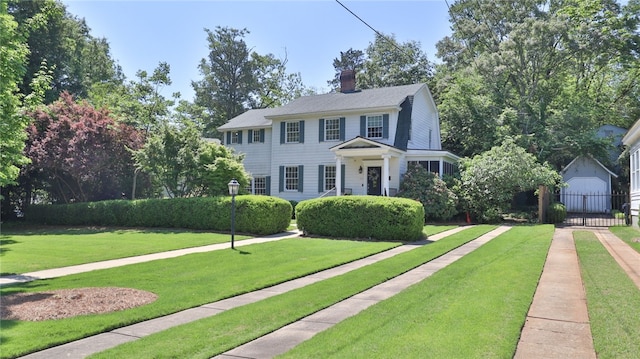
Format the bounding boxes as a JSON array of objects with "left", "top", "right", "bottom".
[{"left": 218, "top": 72, "right": 459, "bottom": 202}]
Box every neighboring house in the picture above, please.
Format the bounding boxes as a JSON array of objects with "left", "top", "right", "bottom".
[
  {"left": 218, "top": 73, "right": 459, "bottom": 202},
  {"left": 559, "top": 156, "right": 618, "bottom": 213},
  {"left": 623, "top": 119, "right": 640, "bottom": 226},
  {"left": 597, "top": 124, "right": 627, "bottom": 167}
]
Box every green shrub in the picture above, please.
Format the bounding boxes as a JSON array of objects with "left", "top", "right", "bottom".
[
  {"left": 397, "top": 163, "right": 458, "bottom": 221},
  {"left": 296, "top": 196, "right": 424, "bottom": 241},
  {"left": 546, "top": 202, "right": 567, "bottom": 223},
  {"left": 24, "top": 196, "right": 292, "bottom": 235}
]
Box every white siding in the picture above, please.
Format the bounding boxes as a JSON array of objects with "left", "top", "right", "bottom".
[
  {"left": 226, "top": 129, "right": 272, "bottom": 178},
  {"left": 408, "top": 87, "right": 440, "bottom": 150}
]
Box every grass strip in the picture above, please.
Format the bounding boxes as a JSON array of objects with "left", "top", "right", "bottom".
[
  {"left": 0, "top": 227, "right": 251, "bottom": 274},
  {"left": 89, "top": 225, "right": 496, "bottom": 358},
  {"left": 0, "top": 238, "right": 397, "bottom": 359},
  {"left": 607, "top": 226, "right": 640, "bottom": 253},
  {"left": 423, "top": 224, "right": 459, "bottom": 237},
  {"left": 280, "top": 225, "right": 554, "bottom": 358},
  {"left": 574, "top": 231, "right": 640, "bottom": 359}
]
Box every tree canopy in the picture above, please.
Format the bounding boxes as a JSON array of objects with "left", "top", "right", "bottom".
[{"left": 436, "top": 0, "right": 640, "bottom": 168}]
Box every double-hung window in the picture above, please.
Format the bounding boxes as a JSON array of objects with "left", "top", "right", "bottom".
[
  {"left": 324, "top": 165, "right": 336, "bottom": 191},
  {"left": 252, "top": 130, "right": 261, "bottom": 143},
  {"left": 286, "top": 122, "right": 300, "bottom": 143},
  {"left": 253, "top": 177, "right": 267, "bottom": 195},
  {"left": 285, "top": 166, "right": 299, "bottom": 191},
  {"left": 230, "top": 131, "right": 239, "bottom": 144},
  {"left": 325, "top": 118, "right": 340, "bottom": 141},
  {"left": 367, "top": 115, "right": 384, "bottom": 139}
]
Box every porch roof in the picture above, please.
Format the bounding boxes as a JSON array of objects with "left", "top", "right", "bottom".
[{"left": 330, "top": 136, "right": 405, "bottom": 158}]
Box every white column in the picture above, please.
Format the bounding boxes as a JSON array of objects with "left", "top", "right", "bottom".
[
  {"left": 335, "top": 156, "right": 342, "bottom": 196},
  {"left": 382, "top": 155, "right": 390, "bottom": 196},
  {"left": 439, "top": 158, "right": 444, "bottom": 178}
]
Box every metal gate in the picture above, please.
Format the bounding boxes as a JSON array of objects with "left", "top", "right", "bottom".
[{"left": 560, "top": 191, "right": 629, "bottom": 227}]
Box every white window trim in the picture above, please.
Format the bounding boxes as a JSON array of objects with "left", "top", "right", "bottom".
[
  {"left": 324, "top": 165, "right": 336, "bottom": 191},
  {"left": 230, "top": 131, "right": 239, "bottom": 144},
  {"left": 285, "top": 166, "right": 299, "bottom": 191},
  {"left": 285, "top": 122, "right": 300, "bottom": 143},
  {"left": 325, "top": 118, "right": 341, "bottom": 142},
  {"left": 252, "top": 129, "right": 261, "bottom": 143},
  {"left": 367, "top": 115, "right": 383, "bottom": 139}
]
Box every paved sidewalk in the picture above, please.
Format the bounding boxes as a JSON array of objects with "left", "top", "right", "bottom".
[
  {"left": 18, "top": 226, "right": 478, "bottom": 358},
  {"left": 215, "top": 226, "right": 512, "bottom": 359},
  {"left": 0, "top": 231, "right": 302, "bottom": 287},
  {"left": 514, "top": 227, "right": 596, "bottom": 359},
  {"left": 594, "top": 228, "right": 640, "bottom": 289}
]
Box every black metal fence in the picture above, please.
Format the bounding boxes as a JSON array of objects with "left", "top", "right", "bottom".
[{"left": 558, "top": 191, "right": 629, "bottom": 227}]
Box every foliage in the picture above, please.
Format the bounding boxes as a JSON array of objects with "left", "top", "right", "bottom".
[
  {"left": 330, "top": 33, "right": 435, "bottom": 91},
  {"left": 25, "top": 195, "right": 292, "bottom": 235},
  {"left": 0, "top": 2, "right": 29, "bottom": 188},
  {"left": 547, "top": 202, "right": 567, "bottom": 223},
  {"left": 192, "top": 26, "right": 305, "bottom": 137},
  {"left": 8, "top": 0, "right": 122, "bottom": 103},
  {"left": 132, "top": 121, "right": 250, "bottom": 198},
  {"left": 459, "top": 139, "right": 562, "bottom": 222},
  {"left": 397, "top": 163, "right": 458, "bottom": 221},
  {"left": 23, "top": 92, "right": 144, "bottom": 203},
  {"left": 435, "top": 0, "right": 640, "bottom": 169},
  {"left": 296, "top": 196, "right": 425, "bottom": 241}
]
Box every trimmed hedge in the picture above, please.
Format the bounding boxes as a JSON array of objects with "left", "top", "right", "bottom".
[
  {"left": 24, "top": 196, "right": 292, "bottom": 235},
  {"left": 296, "top": 196, "right": 425, "bottom": 241}
]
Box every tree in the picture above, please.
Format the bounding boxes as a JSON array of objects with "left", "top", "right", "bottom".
[
  {"left": 0, "top": 2, "right": 30, "bottom": 188},
  {"left": 435, "top": 0, "right": 640, "bottom": 168},
  {"left": 458, "top": 139, "right": 562, "bottom": 223},
  {"left": 8, "top": 0, "right": 122, "bottom": 103},
  {"left": 192, "top": 26, "right": 306, "bottom": 137},
  {"left": 24, "top": 92, "right": 144, "bottom": 203},
  {"left": 132, "top": 121, "right": 249, "bottom": 198},
  {"left": 397, "top": 163, "right": 458, "bottom": 221},
  {"left": 327, "top": 48, "right": 365, "bottom": 89}
]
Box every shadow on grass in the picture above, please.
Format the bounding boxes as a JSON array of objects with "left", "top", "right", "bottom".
[{"left": 0, "top": 225, "right": 222, "bottom": 237}]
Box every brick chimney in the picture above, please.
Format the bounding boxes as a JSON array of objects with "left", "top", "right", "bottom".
[{"left": 339, "top": 69, "right": 356, "bottom": 93}]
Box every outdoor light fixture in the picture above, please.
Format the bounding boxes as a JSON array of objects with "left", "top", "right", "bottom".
[
  {"left": 228, "top": 179, "right": 240, "bottom": 249},
  {"left": 358, "top": 166, "right": 363, "bottom": 174}
]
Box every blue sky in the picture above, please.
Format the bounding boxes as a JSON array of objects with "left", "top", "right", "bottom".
[{"left": 62, "top": 0, "right": 453, "bottom": 100}]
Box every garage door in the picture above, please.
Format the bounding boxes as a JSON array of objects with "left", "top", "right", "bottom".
[{"left": 562, "top": 177, "right": 607, "bottom": 212}]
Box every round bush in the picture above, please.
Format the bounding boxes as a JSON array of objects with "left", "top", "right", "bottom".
[
  {"left": 296, "top": 196, "right": 425, "bottom": 241},
  {"left": 547, "top": 202, "right": 567, "bottom": 223}
]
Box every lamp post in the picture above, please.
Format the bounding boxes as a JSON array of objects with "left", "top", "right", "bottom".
[{"left": 228, "top": 179, "right": 240, "bottom": 249}]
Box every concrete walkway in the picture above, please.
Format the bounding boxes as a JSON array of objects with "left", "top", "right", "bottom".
[
  {"left": 0, "top": 231, "right": 302, "bottom": 287},
  {"left": 17, "top": 225, "right": 482, "bottom": 359},
  {"left": 514, "top": 227, "right": 596, "bottom": 359}
]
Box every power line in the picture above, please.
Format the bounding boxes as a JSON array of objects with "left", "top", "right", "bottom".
[{"left": 334, "top": 0, "right": 408, "bottom": 58}]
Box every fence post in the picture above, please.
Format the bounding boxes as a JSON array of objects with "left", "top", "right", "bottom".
[{"left": 538, "top": 185, "right": 549, "bottom": 223}]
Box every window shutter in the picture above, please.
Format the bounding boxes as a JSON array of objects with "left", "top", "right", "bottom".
[
  {"left": 238, "top": 131, "right": 243, "bottom": 144},
  {"left": 341, "top": 164, "right": 346, "bottom": 193},
  {"left": 318, "top": 165, "right": 325, "bottom": 192},
  {"left": 226, "top": 131, "right": 231, "bottom": 144},
  {"left": 279, "top": 166, "right": 284, "bottom": 192},
  {"left": 298, "top": 165, "right": 304, "bottom": 192},
  {"left": 260, "top": 129, "right": 265, "bottom": 143},
  {"left": 299, "top": 121, "right": 305, "bottom": 143},
  {"left": 339, "top": 117, "right": 346, "bottom": 141},
  {"left": 280, "top": 122, "right": 285, "bottom": 144},
  {"left": 318, "top": 119, "right": 325, "bottom": 142},
  {"left": 360, "top": 116, "right": 366, "bottom": 137},
  {"left": 266, "top": 176, "right": 271, "bottom": 195},
  {"left": 248, "top": 130, "right": 253, "bottom": 144},
  {"left": 383, "top": 114, "right": 389, "bottom": 139}
]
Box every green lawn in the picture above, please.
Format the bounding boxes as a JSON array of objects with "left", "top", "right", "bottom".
[
  {"left": 0, "top": 227, "right": 252, "bottom": 275},
  {"left": 0, "top": 238, "right": 398, "bottom": 359},
  {"left": 575, "top": 231, "right": 640, "bottom": 359},
  {"left": 89, "top": 225, "right": 497, "bottom": 358},
  {"left": 607, "top": 226, "right": 640, "bottom": 253},
  {"left": 280, "top": 225, "right": 554, "bottom": 358}
]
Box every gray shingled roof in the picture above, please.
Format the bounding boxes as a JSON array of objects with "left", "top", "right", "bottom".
[
  {"left": 218, "top": 83, "right": 426, "bottom": 130},
  {"left": 217, "top": 108, "right": 277, "bottom": 130},
  {"left": 267, "top": 83, "right": 426, "bottom": 117}
]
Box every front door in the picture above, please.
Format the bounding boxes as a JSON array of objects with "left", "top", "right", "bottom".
[{"left": 367, "top": 166, "right": 382, "bottom": 195}]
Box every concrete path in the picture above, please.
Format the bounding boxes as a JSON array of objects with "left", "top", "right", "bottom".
[
  {"left": 17, "top": 226, "right": 479, "bottom": 359},
  {"left": 515, "top": 227, "right": 595, "bottom": 358},
  {"left": 594, "top": 228, "right": 640, "bottom": 290},
  {"left": 0, "top": 231, "right": 302, "bottom": 287},
  {"left": 215, "top": 226, "right": 512, "bottom": 359}
]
